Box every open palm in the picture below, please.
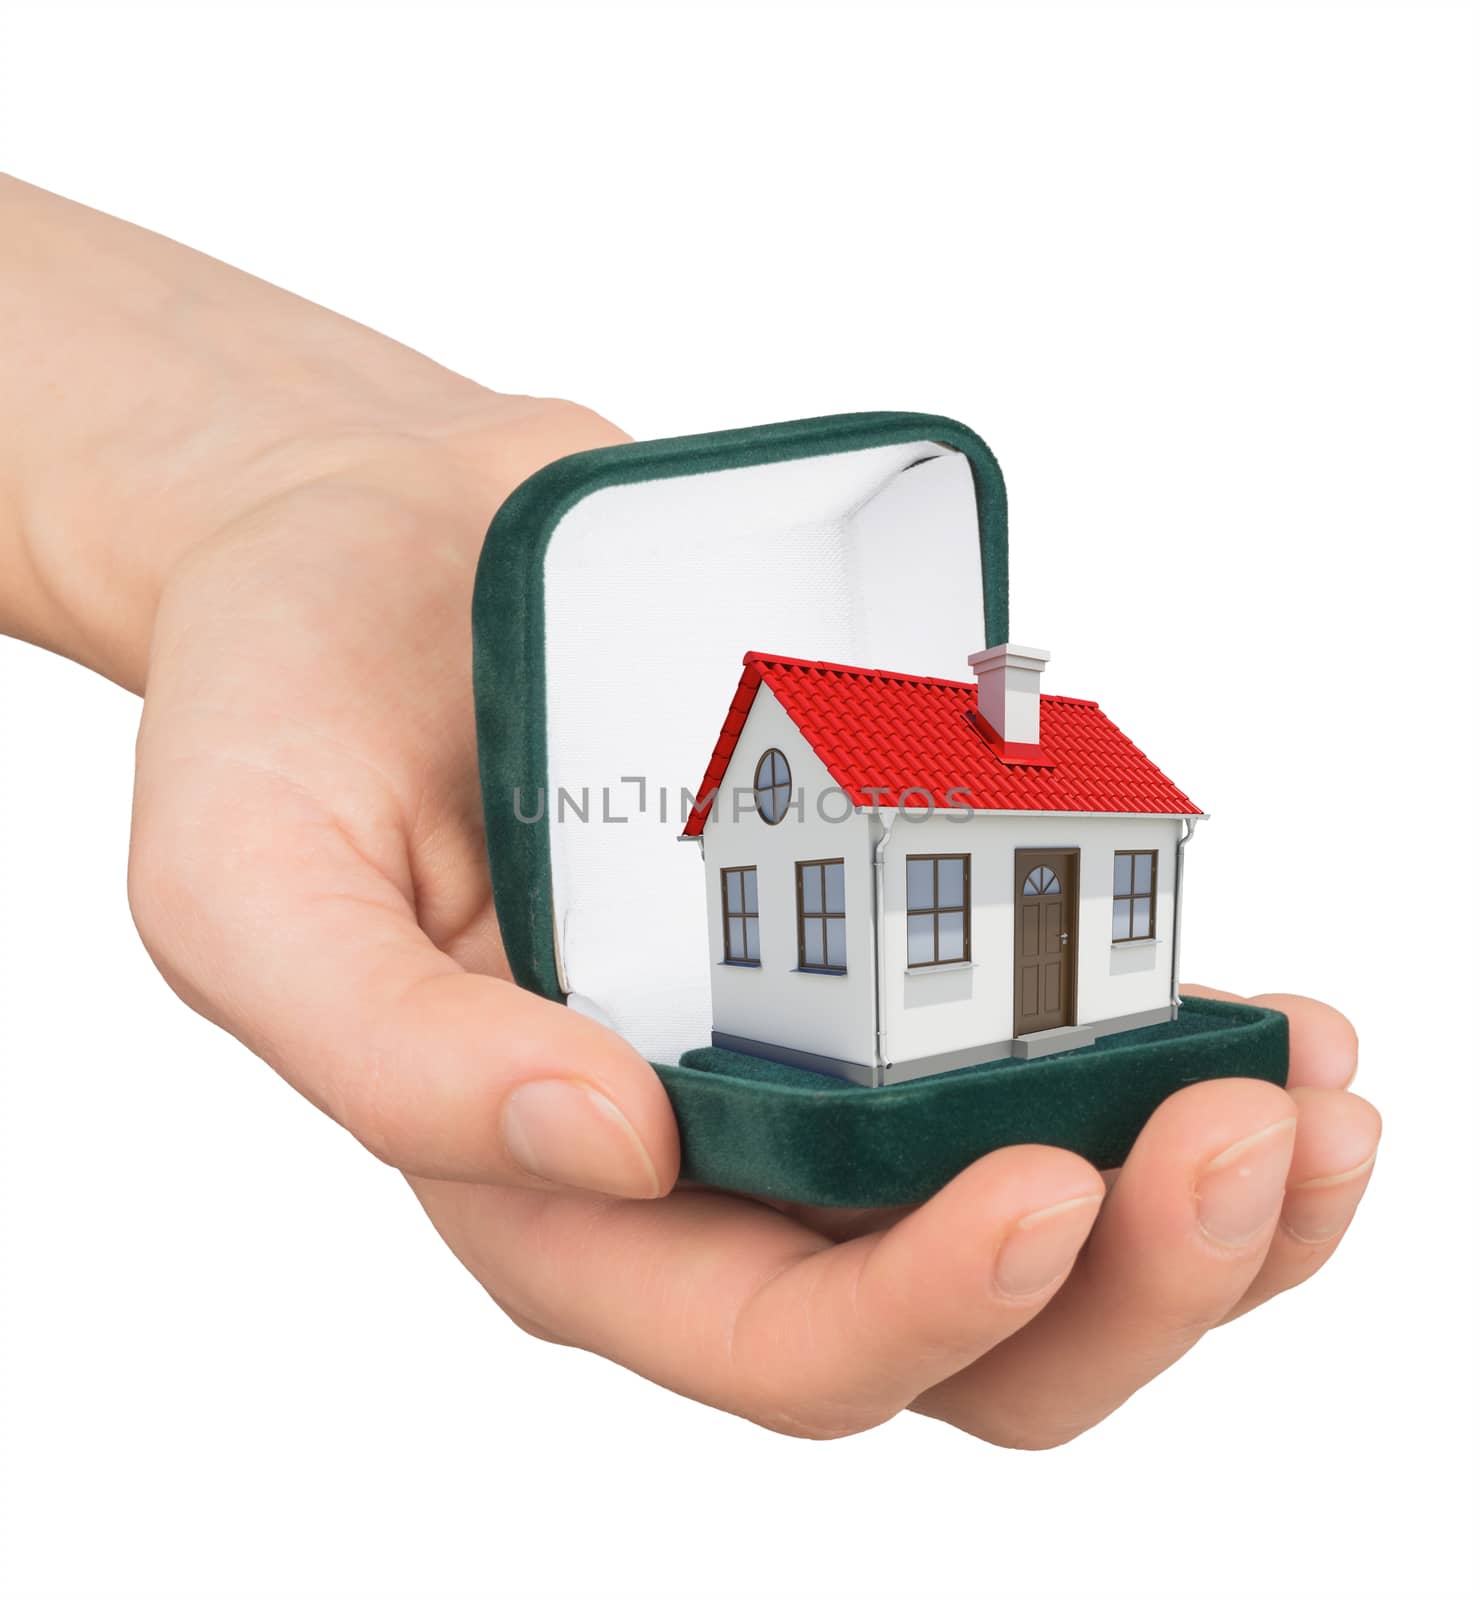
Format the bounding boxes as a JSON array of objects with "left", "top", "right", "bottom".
[{"left": 127, "top": 413, "right": 1380, "bottom": 1448}]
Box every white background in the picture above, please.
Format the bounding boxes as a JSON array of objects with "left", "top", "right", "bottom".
[{"left": 2, "top": 2, "right": 1475, "bottom": 1596}]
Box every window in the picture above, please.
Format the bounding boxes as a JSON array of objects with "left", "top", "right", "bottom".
[
  {"left": 1022, "top": 866, "right": 1061, "bottom": 895},
  {"left": 796, "top": 859, "right": 846, "bottom": 972},
  {"left": 1113, "top": 850, "right": 1157, "bottom": 941},
  {"left": 721, "top": 867, "right": 760, "bottom": 964},
  {"left": 907, "top": 854, "right": 971, "bottom": 966},
  {"left": 754, "top": 749, "right": 792, "bottom": 825}
]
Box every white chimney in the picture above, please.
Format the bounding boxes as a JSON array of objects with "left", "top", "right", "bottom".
[{"left": 967, "top": 643, "right": 1051, "bottom": 747}]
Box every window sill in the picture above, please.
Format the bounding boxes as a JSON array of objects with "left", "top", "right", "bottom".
[
  {"left": 1111, "top": 937, "right": 1161, "bottom": 948},
  {"left": 905, "top": 961, "right": 976, "bottom": 976},
  {"left": 793, "top": 966, "right": 848, "bottom": 977},
  {"left": 719, "top": 959, "right": 760, "bottom": 968}
]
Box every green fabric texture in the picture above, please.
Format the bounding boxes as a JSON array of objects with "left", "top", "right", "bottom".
[
  {"left": 666, "top": 998, "right": 1289, "bottom": 1208},
  {"left": 471, "top": 413, "right": 1288, "bottom": 1209}
]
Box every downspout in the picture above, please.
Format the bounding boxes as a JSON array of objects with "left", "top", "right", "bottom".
[
  {"left": 1169, "top": 815, "right": 1202, "bottom": 1020},
  {"left": 871, "top": 810, "right": 896, "bottom": 1088}
]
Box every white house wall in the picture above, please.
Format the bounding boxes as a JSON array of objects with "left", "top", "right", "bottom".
[
  {"left": 702, "top": 683, "right": 878, "bottom": 1071},
  {"left": 878, "top": 811, "right": 1184, "bottom": 1074}
]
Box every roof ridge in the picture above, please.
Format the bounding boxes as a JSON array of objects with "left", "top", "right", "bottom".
[{"left": 745, "top": 649, "right": 1099, "bottom": 708}]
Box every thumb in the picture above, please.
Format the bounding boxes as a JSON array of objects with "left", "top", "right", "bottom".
[{"left": 128, "top": 758, "right": 678, "bottom": 1196}]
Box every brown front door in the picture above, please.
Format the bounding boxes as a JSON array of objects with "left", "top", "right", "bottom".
[{"left": 1014, "top": 849, "right": 1079, "bottom": 1035}]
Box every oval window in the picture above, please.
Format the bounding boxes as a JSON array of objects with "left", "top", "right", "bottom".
[
  {"left": 754, "top": 748, "right": 792, "bottom": 824},
  {"left": 1022, "top": 866, "right": 1061, "bottom": 896}
]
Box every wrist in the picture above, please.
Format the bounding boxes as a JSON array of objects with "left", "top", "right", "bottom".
[
  {"left": 6, "top": 395, "right": 626, "bottom": 695},
  {"left": 0, "top": 179, "right": 625, "bottom": 693}
]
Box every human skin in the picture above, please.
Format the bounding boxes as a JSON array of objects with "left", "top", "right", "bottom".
[{"left": 0, "top": 176, "right": 1381, "bottom": 1445}]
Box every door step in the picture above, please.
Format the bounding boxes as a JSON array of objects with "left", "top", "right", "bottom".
[{"left": 1011, "top": 1024, "right": 1097, "bottom": 1060}]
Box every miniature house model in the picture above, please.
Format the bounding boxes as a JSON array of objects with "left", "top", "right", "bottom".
[{"left": 681, "top": 644, "right": 1203, "bottom": 1086}]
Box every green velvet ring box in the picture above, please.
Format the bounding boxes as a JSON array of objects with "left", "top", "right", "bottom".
[{"left": 472, "top": 412, "right": 1288, "bottom": 1208}]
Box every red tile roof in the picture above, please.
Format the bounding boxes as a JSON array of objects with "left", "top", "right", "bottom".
[{"left": 681, "top": 651, "right": 1200, "bottom": 835}]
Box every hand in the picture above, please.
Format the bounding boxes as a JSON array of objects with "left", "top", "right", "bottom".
[
  {"left": 129, "top": 439, "right": 1378, "bottom": 1446},
  {"left": 411, "top": 989, "right": 1377, "bottom": 1444},
  {"left": 4, "top": 179, "right": 1380, "bottom": 1448}
]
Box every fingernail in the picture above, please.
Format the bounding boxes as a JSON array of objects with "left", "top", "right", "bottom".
[
  {"left": 1196, "top": 1118, "right": 1297, "bottom": 1246},
  {"left": 994, "top": 1194, "right": 1102, "bottom": 1298},
  {"left": 502, "top": 1079, "right": 661, "bottom": 1198},
  {"left": 1282, "top": 1154, "right": 1377, "bottom": 1243}
]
